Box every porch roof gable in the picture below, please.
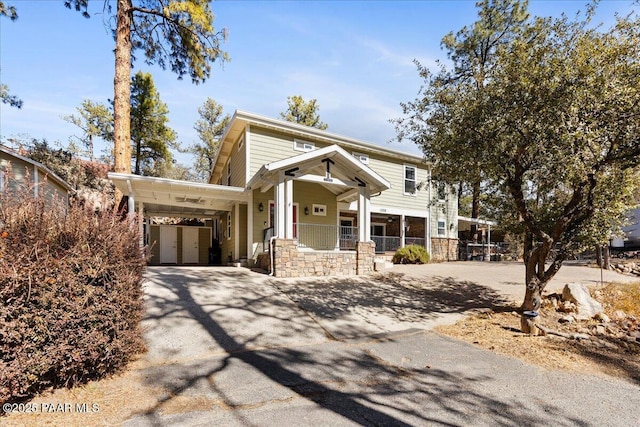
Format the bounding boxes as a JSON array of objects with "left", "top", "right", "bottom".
[{"left": 247, "top": 144, "right": 391, "bottom": 198}]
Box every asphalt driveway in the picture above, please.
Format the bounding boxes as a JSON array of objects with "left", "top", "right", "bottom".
[{"left": 125, "top": 264, "right": 640, "bottom": 426}]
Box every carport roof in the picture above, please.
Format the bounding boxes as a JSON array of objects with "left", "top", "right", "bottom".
[{"left": 109, "top": 173, "right": 249, "bottom": 217}]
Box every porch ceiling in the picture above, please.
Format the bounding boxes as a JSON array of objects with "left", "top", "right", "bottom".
[
  {"left": 108, "top": 173, "right": 249, "bottom": 217},
  {"left": 247, "top": 144, "right": 391, "bottom": 201}
]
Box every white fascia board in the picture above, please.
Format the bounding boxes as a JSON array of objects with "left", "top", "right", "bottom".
[{"left": 457, "top": 215, "right": 498, "bottom": 226}]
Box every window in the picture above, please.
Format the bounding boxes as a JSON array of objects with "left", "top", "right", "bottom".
[
  {"left": 353, "top": 152, "right": 369, "bottom": 164},
  {"left": 226, "top": 158, "right": 232, "bottom": 186},
  {"left": 312, "top": 204, "right": 327, "bottom": 216},
  {"left": 227, "top": 213, "right": 232, "bottom": 240},
  {"left": 238, "top": 135, "right": 245, "bottom": 149},
  {"left": 294, "top": 139, "right": 315, "bottom": 152},
  {"left": 437, "top": 182, "right": 446, "bottom": 201},
  {"left": 438, "top": 220, "right": 446, "bottom": 236},
  {"left": 404, "top": 165, "right": 416, "bottom": 195}
]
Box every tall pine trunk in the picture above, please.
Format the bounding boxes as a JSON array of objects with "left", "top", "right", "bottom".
[{"left": 113, "top": 0, "right": 133, "bottom": 206}]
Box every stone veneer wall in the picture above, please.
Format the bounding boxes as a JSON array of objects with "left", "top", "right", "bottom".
[
  {"left": 272, "top": 238, "right": 376, "bottom": 278},
  {"left": 356, "top": 241, "right": 376, "bottom": 275},
  {"left": 430, "top": 238, "right": 458, "bottom": 262}
]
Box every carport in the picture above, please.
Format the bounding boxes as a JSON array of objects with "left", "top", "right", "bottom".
[{"left": 109, "top": 173, "right": 250, "bottom": 265}]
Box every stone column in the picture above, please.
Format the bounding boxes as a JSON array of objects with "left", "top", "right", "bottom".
[{"left": 356, "top": 241, "right": 375, "bottom": 275}]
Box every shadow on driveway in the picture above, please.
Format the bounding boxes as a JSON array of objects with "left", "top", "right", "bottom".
[{"left": 127, "top": 267, "right": 593, "bottom": 426}]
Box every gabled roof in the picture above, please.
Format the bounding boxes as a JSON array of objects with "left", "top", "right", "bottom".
[
  {"left": 0, "top": 145, "right": 73, "bottom": 191},
  {"left": 109, "top": 173, "right": 249, "bottom": 217},
  {"left": 247, "top": 144, "right": 391, "bottom": 202},
  {"left": 210, "top": 110, "right": 428, "bottom": 184}
]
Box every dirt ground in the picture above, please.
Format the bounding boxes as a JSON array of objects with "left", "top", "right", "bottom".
[{"left": 436, "top": 281, "right": 640, "bottom": 384}]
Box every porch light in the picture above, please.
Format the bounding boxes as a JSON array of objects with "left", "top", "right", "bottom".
[
  {"left": 304, "top": 206, "right": 310, "bottom": 216},
  {"left": 258, "top": 202, "right": 264, "bottom": 212}
]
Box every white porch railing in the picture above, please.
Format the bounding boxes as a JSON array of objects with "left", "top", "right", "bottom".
[
  {"left": 372, "top": 235, "right": 401, "bottom": 253},
  {"left": 296, "top": 223, "right": 359, "bottom": 250},
  {"left": 405, "top": 237, "right": 426, "bottom": 247}
]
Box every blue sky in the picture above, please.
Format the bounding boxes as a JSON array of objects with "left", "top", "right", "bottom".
[{"left": 0, "top": 0, "right": 634, "bottom": 166}]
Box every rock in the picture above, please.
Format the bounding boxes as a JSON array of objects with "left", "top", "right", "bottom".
[
  {"left": 558, "top": 315, "right": 575, "bottom": 324},
  {"left": 558, "top": 300, "right": 577, "bottom": 313},
  {"left": 594, "top": 312, "right": 610, "bottom": 323},
  {"left": 612, "top": 310, "right": 627, "bottom": 320},
  {"left": 562, "top": 284, "right": 604, "bottom": 320}
]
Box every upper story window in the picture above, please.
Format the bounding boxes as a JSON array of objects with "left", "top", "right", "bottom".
[
  {"left": 238, "top": 135, "right": 245, "bottom": 149},
  {"left": 437, "top": 182, "right": 446, "bottom": 201},
  {"left": 226, "top": 158, "right": 232, "bottom": 186},
  {"left": 404, "top": 165, "right": 416, "bottom": 195},
  {"left": 352, "top": 152, "right": 369, "bottom": 164},
  {"left": 294, "top": 139, "right": 315, "bottom": 152}
]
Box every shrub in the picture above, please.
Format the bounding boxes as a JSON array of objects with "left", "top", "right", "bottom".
[
  {"left": 392, "top": 245, "right": 430, "bottom": 264},
  {"left": 0, "top": 187, "right": 146, "bottom": 406}
]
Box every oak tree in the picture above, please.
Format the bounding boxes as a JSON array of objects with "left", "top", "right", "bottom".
[{"left": 397, "top": 2, "right": 640, "bottom": 330}]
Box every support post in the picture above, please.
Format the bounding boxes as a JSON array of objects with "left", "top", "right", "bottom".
[
  {"left": 138, "top": 201, "right": 144, "bottom": 249},
  {"left": 275, "top": 172, "right": 286, "bottom": 238},
  {"left": 285, "top": 178, "right": 293, "bottom": 239},
  {"left": 400, "top": 214, "right": 406, "bottom": 248},
  {"left": 357, "top": 187, "right": 370, "bottom": 242}
]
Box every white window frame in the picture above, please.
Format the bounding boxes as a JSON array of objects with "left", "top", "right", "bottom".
[
  {"left": 312, "top": 204, "right": 327, "bottom": 216},
  {"left": 352, "top": 152, "right": 369, "bottom": 165},
  {"left": 437, "top": 220, "right": 446, "bottom": 236},
  {"left": 238, "top": 135, "right": 245, "bottom": 149},
  {"left": 227, "top": 213, "right": 232, "bottom": 240},
  {"left": 403, "top": 164, "right": 417, "bottom": 196},
  {"left": 294, "top": 139, "right": 315, "bottom": 152}
]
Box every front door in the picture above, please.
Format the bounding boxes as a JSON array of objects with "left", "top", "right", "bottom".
[
  {"left": 183, "top": 227, "right": 199, "bottom": 264},
  {"left": 160, "top": 226, "right": 177, "bottom": 264}
]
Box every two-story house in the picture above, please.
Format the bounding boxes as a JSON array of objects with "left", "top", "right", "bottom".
[{"left": 109, "top": 110, "right": 458, "bottom": 277}]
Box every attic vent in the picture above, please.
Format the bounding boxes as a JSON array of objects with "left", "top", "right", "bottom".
[
  {"left": 294, "top": 139, "right": 315, "bottom": 152},
  {"left": 353, "top": 152, "right": 369, "bottom": 164}
]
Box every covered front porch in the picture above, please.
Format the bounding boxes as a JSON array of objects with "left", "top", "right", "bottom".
[{"left": 248, "top": 145, "right": 391, "bottom": 277}]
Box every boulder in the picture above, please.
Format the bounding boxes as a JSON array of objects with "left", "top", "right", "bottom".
[{"left": 562, "top": 284, "right": 604, "bottom": 320}]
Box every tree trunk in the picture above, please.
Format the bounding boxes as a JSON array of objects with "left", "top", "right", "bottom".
[
  {"left": 595, "top": 245, "right": 602, "bottom": 267},
  {"left": 521, "top": 245, "right": 548, "bottom": 334},
  {"left": 113, "top": 0, "right": 133, "bottom": 205},
  {"left": 603, "top": 244, "right": 610, "bottom": 270}
]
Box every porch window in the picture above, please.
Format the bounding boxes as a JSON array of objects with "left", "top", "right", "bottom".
[
  {"left": 404, "top": 165, "right": 416, "bottom": 195},
  {"left": 227, "top": 213, "right": 232, "bottom": 240},
  {"left": 438, "top": 220, "right": 446, "bottom": 236}
]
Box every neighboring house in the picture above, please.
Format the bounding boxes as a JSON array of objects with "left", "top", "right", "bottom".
[
  {"left": 611, "top": 206, "right": 640, "bottom": 251},
  {"left": 0, "top": 145, "right": 72, "bottom": 206},
  {"left": 109, "top": 110, "right": 458, "bottom": 277}
]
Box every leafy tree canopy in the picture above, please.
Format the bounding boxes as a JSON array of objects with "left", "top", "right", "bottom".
[
  {"left": 396, "top": 1, "right": 640, "bottom": 320},
  {"left": 280, "top": 95, "right": 328, "bottom": 130}
]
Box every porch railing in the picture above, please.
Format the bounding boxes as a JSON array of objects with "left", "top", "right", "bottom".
[
  {"left": 405, "top": 237, "right": 426, "bottom": 247},
  {"left": 297, "top": 223, "right": 359, "bottom": 250},
  {"left": 372, "top": 235, "right": 401, "bottom": 253}
]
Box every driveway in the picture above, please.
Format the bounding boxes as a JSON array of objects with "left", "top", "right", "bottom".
[{"left": 124, "top": 264, "right": 640, "bottom": 426}]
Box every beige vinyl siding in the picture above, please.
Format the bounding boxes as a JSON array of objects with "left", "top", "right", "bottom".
[
  {"left": 239, "top": 204, "right": 248, "bottom": 258},
  {"left": 429, "top": 183, "right": 458, "bottom": 239},
  {"left": 367, "top": 156, "right": 431, "bottom": 210},
  {"left": 249, "top": 127, "right": 331, "bottom": 178},
  {"left": 0, "top": 155, "right": 69, "bottom": 205},
  {"left": 223, "top": 136, "right": 247, "bottom": 188}
]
